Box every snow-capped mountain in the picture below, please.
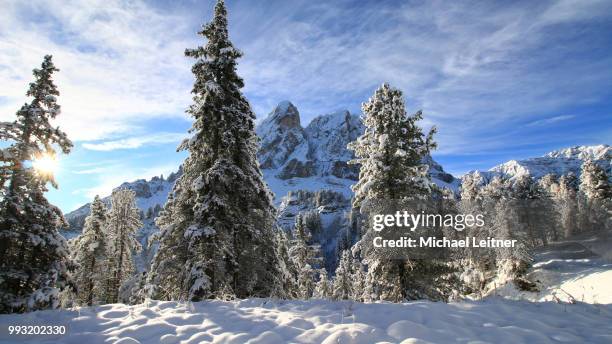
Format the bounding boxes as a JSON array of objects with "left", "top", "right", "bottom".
[
  {"left": 256, "top": 101, "right": 457, "bottom": 199},
  {"left": 473, "top": 144, "right": 611, "bottom": 182}
]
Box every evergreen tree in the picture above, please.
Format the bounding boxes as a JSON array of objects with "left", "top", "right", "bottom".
[
  {"left": 0, "top": 55, "right": 73, "bottom": 313},
  {"left": 351, "top": 256, "right": 367, "bottom": 302},
  {"left": 580, "top": 160, "right": 611, "bottom": 200},
  {"left": 72, "top": 196, "right": 108, "bottom": 306},
  {"left": 557, "top": 173, "right": 579, "bottom": 238},
  {"left": 460, "top": 173, "right": 483, "bottom": 202},
  {"left": 579, "top": 160, "right": 611, "bottom": 231},
  {"left": 105, "top": 189, "right": 142, "bottom": 304},
  {"left": 332, "top": 250, "right": 353, "bottom": 300},
  {"left": 314, "top": 269, "right": 331, "bottom": 299},
  {"left": 147, "top": 0, "right": 278, "bottom": 300},
  {"left": 349, "top": 83, "right": 436, "bottom": 208},
  {"left": 289, "top": 214, "right": 321, "bottom": 299},
  {"left": 348, "top": 83, "right": 438, "bottom": 301},
  {"left": 271, "top": 229, "right": 298, "bottom": 299}
]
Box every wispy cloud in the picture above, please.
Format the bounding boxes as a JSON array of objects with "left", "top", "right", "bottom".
[
  {"left": 82, "top": 132, "right": 185, "bottom": 151},
  {"left": 0, "top": 0, "right": 194, "bottom": 141},
  {"left": 527, "top": 115, "right": 575, "bottom": 127}
]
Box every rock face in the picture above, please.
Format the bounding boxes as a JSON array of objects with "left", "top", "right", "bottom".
[{"left": 256, "top": 102, "right": 364, "bottom": 181}]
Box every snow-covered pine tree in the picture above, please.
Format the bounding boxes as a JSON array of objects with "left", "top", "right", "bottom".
[
  {"left": 580, "top": 160, "right": 611, "bottom": 201},
  {"left": 348, "top": 83, "right": 438, "bottom": 301},
  {"left": 349, "top": 83, "right": 436, "bottom": 207},
  {"left": 0, "top": 55, "right": 73, "bottom": 313},
  {"left": 351, "top": 256, "right": 367, "bottom": 302},
  {"left": 314, "top": 269, "right": 331, "bottom": 299},
  {"left": 538, "top": 173, "right": 559, "bottom": 196},
  {"left": 271, "top": 229, "right": 298, "bottom": 299},
  {"left": 557, "top": 173, "right": 578, "bottom": 238},
  {"left": 104, "top": 189, "right": 142, "bottom": 304},
  {"left": 460, "top": 173, "right": 483, "bottom": 202},
  {"left": 579, "top": 160, "right": 611, "bottom": 231},
  {"left": 144, "top": 193, "right": 188, "bottom": 300},
  {"left": 289, "top": 214, "right": 321, "bottom": 299},
  {"left": 512, "top": 174, "right": 557, "bottom": 245},
  {"left": 72, "top": 195, "right": 108, "bottom": 306},
  {"left": 147, "top": 0, "right": 278, "bottom": 300},
  {"left": 332, "top": 250, "right": 353, "bottom": 300}
]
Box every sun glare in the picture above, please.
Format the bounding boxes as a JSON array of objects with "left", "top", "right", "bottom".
[{"left": 32, "top": 154, "right": 58, "bottom": 175}]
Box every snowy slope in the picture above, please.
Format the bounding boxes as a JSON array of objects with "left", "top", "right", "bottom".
[
  {"left": 491, "top": 229, "right": 612, "bottom": 305},
  {"left": 480, "top": 144, "right": 611, "bottom": 181},
  {"left": 1, "top": 297, "right": 611, "bottom": 343}
]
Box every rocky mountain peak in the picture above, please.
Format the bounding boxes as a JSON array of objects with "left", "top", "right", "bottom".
[{"left": 267, "top": 100, "right": 301, "bottom": 130}]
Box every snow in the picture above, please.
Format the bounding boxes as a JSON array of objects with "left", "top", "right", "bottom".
[
  {"left": 1, "top": 297, "right": 611, "bottom": 343},
  {"left": 492, "top": 229, "right": 612, "bottom": 305},
  {"left": 480, "top": 144, "right": 611, "bottom": 182}
]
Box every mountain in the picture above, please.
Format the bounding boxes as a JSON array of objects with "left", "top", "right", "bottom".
[{"left": 470, "top": 144, "right": 611, "bottom": 182}]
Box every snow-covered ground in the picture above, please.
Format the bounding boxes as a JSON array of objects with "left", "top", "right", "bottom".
[
  {"left": 493, "top": 229, "right": 612, "bottom": 305},
  {"left": 2, "top": 229, "right": 612, "bottom": 343},
  {"left": 1, "top": 297, "right": 610, "bottom": 344}
]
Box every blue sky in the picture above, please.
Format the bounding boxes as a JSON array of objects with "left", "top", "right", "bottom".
[{"left": 1, "top": 0, "right": 611, "bottom": 212}]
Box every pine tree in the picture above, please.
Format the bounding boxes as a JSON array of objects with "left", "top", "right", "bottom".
[
  {"left": 351, "top": 256, "right": 367, "bottom": 302},
  {"left": 579, "top": 160, "right": 611, "bottom": 231},
  {"left": 271, "top": 229, "right": 298, "bottom": 299},
  {"left": 72, "top": 196, "right": 108, "bottom": 306},
  {"left": 557, "top": 173, "right": 579, "bottom": 238},
  {"left": 0, "top": 55, "right": 73, "bottom": 313},
  {"left": 289, "top": 214, "right": 321, "bottom": 299},
  {"left": 147, "top": 0, "right": 278, "bottom": 300},
  {"left": 349, "top": 83, "right": 436, "bottom": 207},
  {"left": 105, "top": 189, "right": 142, "bottom": 304},
  {"left": 348, "top": 83, "right": 438, "bottom": 301},
  {"left": 580, "top": 160, "right": 611, "bottom": 201},
  {"left": 332, "top": 250, "right": 353, "bottom": 300},
  {"left": 314, "top": 269, "right": 331, "bottom": 299},
  {"left": 460, "top": 173, "right": 483, "bottom": 202}
]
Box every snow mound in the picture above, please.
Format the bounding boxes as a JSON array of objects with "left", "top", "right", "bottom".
[{"left": 1, "top": 298, "right": 611, "bottom": 343}]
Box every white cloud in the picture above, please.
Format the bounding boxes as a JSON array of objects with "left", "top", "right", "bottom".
[
  {"left": 527, "top": 115, "right": 575, "bottom": 127},
  {"left": 0, "top": 0, "right": 194, "bottom": 141},
  {"left": 82, "top": 132, "right": 186, "bottom": 151}
]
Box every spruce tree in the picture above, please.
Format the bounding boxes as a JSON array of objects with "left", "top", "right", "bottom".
[
  {"left": 289, "top": 214, "right": 321, "bottom": 299},
  {"left": 271, "top": 229, "right": 298, "bottom": 299},
  {"left": 349, "top": 83, "right": 436, "bottom": 207},
  {"left": 105, "top": 189, "right": 142, "bottom": 304},
  {"left": 72, "top": 196, "right": 108, "bottom": 306},
  {"left": 579, "top": 160, "right": 611, "bottom": 231},
  {"left": 558, "top": 173, "right": 578, "bottom": 238},
  {"left": 0, "top": 55, "right": 73, "bottom": 313},
  {"left": 348, "top": 83, "right": 438, "bottom": 301},
  {"left": 580, "top": 160, "right": 610, "bottom": 201},
  {"left": 314, "top": 269, "right": 331, "bottom": 299},
  {"left": 332, "top": 250, "right": 353, "bottom": 300},
  {"left": 147, "top": 0, "right": 278, "bottom": 300}
]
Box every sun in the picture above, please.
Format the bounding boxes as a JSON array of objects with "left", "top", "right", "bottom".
[{"left": 32, "top": 153, "right": 58, "bottom": 175}]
